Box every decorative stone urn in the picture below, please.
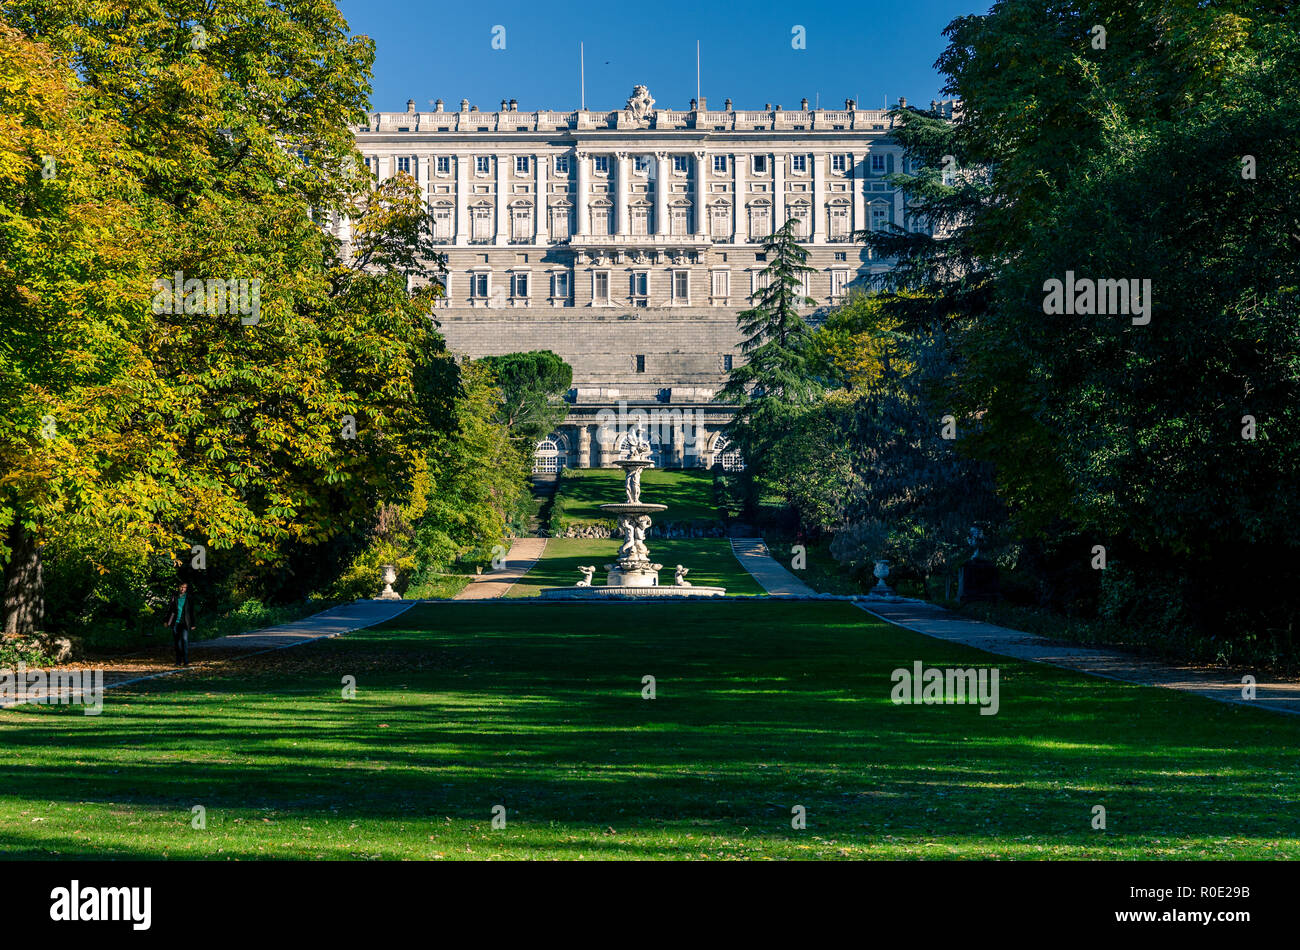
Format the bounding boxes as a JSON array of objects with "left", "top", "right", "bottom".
[
  {"left": 870, "top": 560, "right": 895, "bottom": 596},
  {"left": 377, "top": 564, "right": 402, "bottom": 600}
]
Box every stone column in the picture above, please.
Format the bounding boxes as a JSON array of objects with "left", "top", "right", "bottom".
[
  {"left": 578, "top": 425, "right": 592, "bottom": 468},
  {"left": 812, "top": 152, "right": 825, "bottom": 242},
  {"left": 495, "top": 155, "right": 509, "bottom": 245},
  {"left": 693, "top": 150, "right": 708, "bottom": 238},
  {"left": 655, "top": 152, "right": 670, "bottom": 235},
  {"left": 774, "top": 154, "right": 785, "bottom": 228},
  {"left": 576, "top": 152, "right": 590, "bottom": 236},
  {"left": 616, "top": 152, "right": 631, "bottom": 236},
  {"left": 671, "top": 423, "right": 685, "bottom": 467},
  {"left": 455, "top": 154, "right": 469, "bottom": 246},
  {"left": 732, "top": 152, "right": 746, "bottom": 243},
  {"left": 535, "top": 153, "right": 549, "bottom": 244},
  {"left": 418, "top": 155, "right": 431, "bottom": 200}
]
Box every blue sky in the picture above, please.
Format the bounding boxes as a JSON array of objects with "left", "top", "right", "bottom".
[{"left": 336, "top": 0, "right": 990, "bottom": 114}]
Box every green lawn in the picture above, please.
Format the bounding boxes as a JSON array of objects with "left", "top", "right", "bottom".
[
  {"left": 2, "top": 601, "right": 1298, "bottom": 859},
  {"left": 505, "top": 538, "right": 765, "bottom": 597},
  {"left": 553, "top": 468, "right": 721, "bottom": 525}
]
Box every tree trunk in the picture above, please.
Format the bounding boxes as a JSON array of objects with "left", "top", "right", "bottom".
[{"left": 3, "top": 520, "right": 44, "bottom": 637}]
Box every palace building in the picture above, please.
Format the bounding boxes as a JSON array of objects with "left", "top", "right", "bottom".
[{"left": 348, "top": 87, "right": 955, "bottom": 471}]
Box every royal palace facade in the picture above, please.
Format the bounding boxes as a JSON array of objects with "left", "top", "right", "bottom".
[{"left": 347, "top": 87, "right": 956, "bottom": 471}]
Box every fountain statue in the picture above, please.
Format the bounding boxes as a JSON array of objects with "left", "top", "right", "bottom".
[{"left": 540, "top": 427, "right": 725, "bottom": 598}]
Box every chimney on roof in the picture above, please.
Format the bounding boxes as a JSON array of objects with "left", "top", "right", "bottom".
[
  {"left": 724, "top": 98, "right": 732, "bottom": 111},
  {"left": 406, "top": 98, "right": 416, "bottom": 114},
  {"left": 510, "top": 98, "right": 518, "bottom": 111},
  {"left": 500, "top": 98, "right": 508, "bottom": 112},
  {"left": 698, "top": 96, "right": 707, "bottom": 111},
  {"left": 460, "top": 98, "right": 469, "bottom": 111},
  {"left": 435, "top": 98, "right": 444, "bottom": 112},
  {"left": 764, "top": 103, "right": 771, "bottom": 111},
  {"left": 801, "top": 97, "right": 809, "bottom": 110}
]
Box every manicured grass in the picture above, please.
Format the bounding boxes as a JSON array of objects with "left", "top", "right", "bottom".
[
  {"left": 552, "top": 468, "right": 721, "bottom": 525},
  {"left": 505, "top": 538, "right": 765, "bottom": 597},
  {"left": 2, "top": 600, "right": 1298, "bottom": 859},
  {"left": 405, "top": 573, "right": 474, "bottom": 600}
]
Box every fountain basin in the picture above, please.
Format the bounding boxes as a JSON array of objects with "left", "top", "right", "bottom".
[
  {"left": 539, "top": 586, "right": 727, "bottom": 600},
  {"left": 600, "top": 503, "right": 667, "bottom": 516}
]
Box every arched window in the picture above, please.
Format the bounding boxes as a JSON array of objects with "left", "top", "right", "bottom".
[
  {"left": 713, "top": 435, "right": 745, "bottom": 472},
  {"left": 533, "top": 436, "right": 565, "bottom": 474}
]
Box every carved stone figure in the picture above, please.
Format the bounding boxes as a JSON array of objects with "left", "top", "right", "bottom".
[
  {"left": 617, "top": 515, "right": 638, "bottom": 561},
  {"left": 576, "top": 565, "right": 596, "bottom": 587},
  {"left": 625, "top": 85, "right": 656, "bottom": 126},
  {"left": 674, "top": 565, "right": 691, "bottom": 587}
]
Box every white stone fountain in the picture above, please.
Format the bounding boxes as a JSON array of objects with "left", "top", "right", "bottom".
[{"left": 540, "top": 428, "right": 725, "bottom": 599}]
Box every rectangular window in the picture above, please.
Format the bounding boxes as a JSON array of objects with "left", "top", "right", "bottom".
[
  {"left": 551, "top": 206, "right": 572, "bottom": 240},
  {"left": 752, "top": 155, "right": 767, "bottom": 174},
  {"left": 830, "top": 270, "right": 849, "bottom": 301},
  {"left": 471, "top": 273, "right": 489, "bottom": 298},
  {"left": 871, "top": 154, "right": 885, "bottom": 173},
  {"left": 711, "top": 270, "right": 730, "bottom": 299},
  {"left": 791, "top": 154, "right": 807, "bottom": 174},
  {"left": 829, "top": 206, "right": 849, "bottom": 239},
  {"left": 631, "top": 207, "right": 649, "bottom": 235},
  {"left": 832, "top": 154, "right": 847, "bottom": 173},
  {"left": 710, "top": 205, "right": 729, "bottom": 239},
  {"left": 630, "top": 272, "right": 648, "bottom": 299},
  {"left": 673, "top": 270, "right": 689, "bottom": 303},
  {"left": 792, "top": 205, "right": 811, "bottom": 239},
  {"left": 636, "top": 355, "right": 646, "bottom": 373},
  {"left": 511, "top": 272, "right": 529, "bottom": 297},
  {"left": 472, "top": 206, "right": 492, "bottom": 241},
  {"left": 554, "top": 155, "right": 570, "bottom": 174},
  {"left": 553, "top": 271, "right": 570, "bottom": 299},
  {"left": 396, "top": 157, "right": 411, "bottom": 174},
  {"left": 871, "top": 206, "right": 889, "bottom": 230},
  {"left": 594, "top": 155, "right": 609, "bottom": 174},
  {"left": 673, "top": 155, "right": 688, "bottom": 173},
  {"left": 749, "top": 206, "right": 770, "bottom": 240},
  {"left": 670, "top": 206, "right": 688, "bottom": 235},
  {"left": 723, "top": 354, "right": 733, "bottom": 371},
  {"left": 476, "top": 156, "right": 491, "bottom": 174},
  {"left": 634, "top": 155, "right": 649, "bottom": 173},
  {"left": 436, "top": 156, "right": 451, "bottom": 174},
  {"left": 432, "top": 208, "right": 452, "bottom": 241},
  {"left": 593, "top": 271, "right": 609, "bottom": 303},
  {"left": 713, "top": 155, "right": 728, "bottom": 173},
  {"left": 834, "top": 251, "right": 847, "bottom": 261},
  {"left": 515, "top": 156, "right": 530, "bottom": 174},
  {"left": 512, "top": 207, "right": 532, "bottom": 241}
]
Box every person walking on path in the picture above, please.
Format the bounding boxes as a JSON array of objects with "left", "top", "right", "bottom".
[{"left": 163, "top": 581, "right": 197, "bottom": 666}]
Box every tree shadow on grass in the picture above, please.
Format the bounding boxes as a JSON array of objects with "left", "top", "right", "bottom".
[{"left": 2, "top": 602, "right": 1299, "bottom": 857}]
